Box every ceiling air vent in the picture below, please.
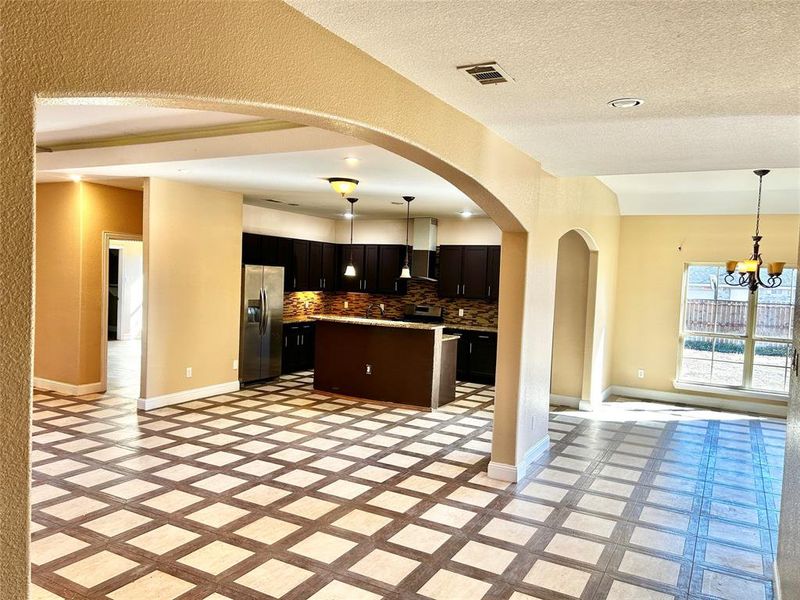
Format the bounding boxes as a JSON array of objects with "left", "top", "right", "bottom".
[{"left": 458, "top": 62, "right": 513, "bottom": 85}]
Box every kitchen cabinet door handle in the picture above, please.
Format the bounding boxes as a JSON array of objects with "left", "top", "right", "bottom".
[
  {"left": 488, "top": 285, "right": 491, "bottom": 296},
  {"left": 297, "top": 335, "right": 301, "bottom": 346},
  {"left": 478, "top": 335, "right": 490, "bottom": 339},
  {"left": 394, "top": 281, "right": 398, "bottom": 291},
  {"left": 793, "top": 348, "right": 799, "bottom": 377},
  {"left": 284, "top": 337, "right": 288, "bottom": 348},
  {"left": 469, "top": 342, "right": 473, "bottom": 354}
]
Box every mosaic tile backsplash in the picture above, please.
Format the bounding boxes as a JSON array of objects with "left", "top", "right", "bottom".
[{"left": 283, "top": 279, "right": 498, "bottom": 328}]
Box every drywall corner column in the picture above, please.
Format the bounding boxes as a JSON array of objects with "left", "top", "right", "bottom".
[
  {"left": 491, "top": 230, "right": 551, "bottom": 481},
  {"left": 142, "top": 178, "right": 242, "bottom": 404}
]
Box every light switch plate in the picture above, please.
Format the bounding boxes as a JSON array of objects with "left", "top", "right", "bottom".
[
  {"left": 185, "top": 367, "right": 192, "bottom": 378},
  {"left": 233, "top": 359, "right": 238, "bottom": 370},
  {"left": 458, "top": 308, "right": 465, "bottom": 317},
  {"left": 344, "top": 300, "right": 349, "bottom": 309},
  {"left": 366, "top": 364, "right": 372, "bottom": 375}
]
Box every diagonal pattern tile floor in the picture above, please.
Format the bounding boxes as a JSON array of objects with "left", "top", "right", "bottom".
[{"left": 31, "top": 371, "right": 785, "bottom": 600}]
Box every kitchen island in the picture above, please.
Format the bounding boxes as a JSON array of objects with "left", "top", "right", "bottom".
[{"left": 312, "top": 315, "right": 457, "bottom": 409}]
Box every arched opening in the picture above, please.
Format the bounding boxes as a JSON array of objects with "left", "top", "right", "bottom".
[{"left": 550, "top": 229, "right": 599, "bottom": 410}]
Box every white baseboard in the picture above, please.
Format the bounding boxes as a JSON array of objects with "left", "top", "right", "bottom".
[
  {"left": 487, "top": 435, "right": 550, "bottom": 482},
  {"left": 609, "top": 385, "right": 788, "bottom": 418},
  {"left": 138, "top": 380, "right": 240, "bottom": 411},
  {"left": 774, "top": 561, "right": 782, "bottom": 600},
  {"left": 550, "top": 394, "right": 580, "bottom": 408},
  {"left": 33, "top": 377, "right": 104, "bottom": 396}
]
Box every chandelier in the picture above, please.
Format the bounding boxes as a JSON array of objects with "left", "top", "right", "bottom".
[{"left": 724, "top": 169, "right": 785, "bottom": 293}]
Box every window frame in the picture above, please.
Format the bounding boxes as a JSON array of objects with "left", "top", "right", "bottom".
[{"left": 676, "top": 261, "right": 794, "bottom": 397}]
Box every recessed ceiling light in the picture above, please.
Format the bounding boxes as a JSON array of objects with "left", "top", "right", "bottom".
[
  {"left": 343, "top": 212, "right": 354, "bottom": 219},
  {"left": 607, "top": 97, "right": 643, "bottom": 108},
  {"left": 391, "top": 201, "right": 404, "bottom": 205},
  {"left": 344, "top": 157, "right": 360, "bottom": 166},
  {"left": 68, "top": 174, "right": 82, "bottom": 182},
  {"left": 459, "top": 210, "right": 473, "bottom": 218}
]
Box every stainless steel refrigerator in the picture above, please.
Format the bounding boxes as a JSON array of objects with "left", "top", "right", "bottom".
[{"left": 239, "top": 265, "right": 284, "bottom": 383}]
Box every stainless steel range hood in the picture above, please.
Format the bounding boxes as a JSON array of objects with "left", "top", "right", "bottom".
[{"left": 410, "top": 218, "right": 438, "bottom": 282}]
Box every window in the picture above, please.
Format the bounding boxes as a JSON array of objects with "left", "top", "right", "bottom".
[{"left": 678, "top": 264, "right": 797, "bottom": 395}]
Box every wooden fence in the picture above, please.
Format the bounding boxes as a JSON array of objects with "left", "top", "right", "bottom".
[{"left": 685, "top": 300, "right": 792, "bottom": 338}]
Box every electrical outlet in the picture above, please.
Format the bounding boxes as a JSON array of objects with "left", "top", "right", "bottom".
[
  {"left": 366, "top": 364, "right": 372, "bottom": 375},
  {"left": 637, "top": 369, "right": 645, "bottom": 379},
  {"left": 458, "top": 308, "right": 465, "bottom": 317},
  {"left": 304, "top": 301, "right": 310, "bottom": 309},
  {"left": 233, "top": 359, "right": 238, "bottom": 370},
  {"left": 185, "top": 367, "right": 192, "bottom": 378},
  {"left": 344, "top": 300, "right": 349, "bottom": 309},
  {"left": 379, "top": 303, "right": 384, "bottom": 311}
]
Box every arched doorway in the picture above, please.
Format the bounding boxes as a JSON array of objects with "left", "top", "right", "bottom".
[{"left": 550, "top": 229, "right": 599, "bottom": 410}]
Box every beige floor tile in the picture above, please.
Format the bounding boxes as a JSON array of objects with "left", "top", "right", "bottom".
[
  {"left": 55, "top": 550, "right": 138, "bottom": 588},
  {"left": 606, "top": 580, "right": 674, "bottom": 600},
  {"left": 234, "top": 460, "right": 282, "bottom": 477},
  {"left": 703, "top": 542, "right": 764, "bottom": 575},
  {"left": 562, "top": 511, "right": 618, "bottom": 539},
  {"left": 397, "top": 475, "right": 446, "bottom": 494},
  {"left": 31, "top": 484, "right": 69, "bottom": 504},
  {"left": 544, "top": 533, "right": 606, "bottom": 565},
  {"left": 420, "top": 503, "right": 477, "bottom": 528},
  {"left": 29, "top": 583, "right": 64, "bottom": 599},
  {"left": 452, "top": 540, "right": 516, "bottom": 574},
  {"left": 520, "top": 482, "right": 569, "bottom": 502},
  {"left": 102, "top": 479, "right": 162, "bottom": 499},
  {"left": 141, "top": 490, "right": 204, "bottom": 512},
  {"left": 349, "top": 548, "right": 420, "bottom": 585},
  {"left": 332, "top": 509, "right": 393, "bottom": 536},
  {"left": 307, "top": 580, "right": 381, "bottom": 600},
  {"left": 275, "top": 469, "right": 327, "bottom": 487},
  {"left": 152, "top": 464, "right": 206, "bottom": 481},
  {"left": 367, "top": 490, "right": 420, "bottom": 513},
  {"left": 272, "top": 448, "right": 314, "bottom": 462},
  {"left": 235, "top": 515, "right": 301, "bottom": 545},
  {"left": 35, "top": 459, "right": 88, "bottom": 476},
  {"left": 65, "top": 468, "right": 125, "bottom": 487},
  {"left": 351, "top": 465, "right": 398, "bottom": 482},
  {"left": 700, "top": 570, "right": 767, "bottom": 600},
  {"left": 191, "top": 473, "right": 247, "bottom": 492},
  {"left": 619, "top": 550, "right": 681, "bottom": 586},
  {"left": 82, "top": 510, "right": 151, "bottom": 537},
  {"left": 281, "top": 496, "right": 339, "bottom": 520},
  {"left": 289, "top": 531, "right": 358, "bottom": 563},
  {"left": 107, "top": 570, "right": 194, "bottom": 600},
  {"left": 235, "top": 559, "right": 313, "bottom": 597},
  {"left": 446, "top": 486, "right": 497, "bottom": 507},
  {"left": 308, "top": 456, "right": 354, "bottom": 472},
  {"left": 186, "top": 502, "right": 249, "bottom": 528},
  {"left": 418, "top": 568, "right": 492, "bottom": 600},
  {"left": 127, "top": 524, "right": 200, "bottom": 554},
  {"left": 630, "top": 526, "right": 686, "bottom": 555},
  {"left": 318, "top": 479, "right": 371, "bottom": 500},
  {"left": 577, "top": 493, "right": 627, "bottom": 517},
  {"left": 389, "top": 524, "right": 451, "bottom": 553},
  {"left": 422, "top": 462, "right": 466, "bottom": 478},
  {"left": 479, "top": 517, "right": 537, "bottom": 546},
  {"left": 31, "top": 533, "right": 89, "bottom": 565},
  {"left": 41, "top": 497, "right": 108, "bottom": 521},
  {"left": 234, "top": 484, "right": 291, "bottom": 505},
  {"left": 524, "top": 559, "right": 591, "bottom": 598},
  {"left": 178, "top": 540, "right": 254, "bottom": 575},
  {"left": 501, "top": 499, "right": 554, "bottom": 523}
]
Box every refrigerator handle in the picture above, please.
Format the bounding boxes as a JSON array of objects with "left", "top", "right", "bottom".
[
  {"left": 259, "top": 288, "right": 266, "bottom": 335},
  {"left": 263, "top": 287, "right": 271, "bottom": 336}
]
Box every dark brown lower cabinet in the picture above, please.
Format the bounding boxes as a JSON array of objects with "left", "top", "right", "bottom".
[
  {"left": 282, "top": 322, "right": 315, "bottom": 373},
  {"left": 444, "top": 328, "right": 497, "bottom": 384}
]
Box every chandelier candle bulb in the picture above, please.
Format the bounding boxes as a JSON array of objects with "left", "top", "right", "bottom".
[{"left": 769, "top": 262, "right": 786, "bottom": 276}]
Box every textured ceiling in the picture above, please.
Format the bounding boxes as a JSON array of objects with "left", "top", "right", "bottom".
[{"left": 286, "top": 0, "right": 800, "bottom": 176}]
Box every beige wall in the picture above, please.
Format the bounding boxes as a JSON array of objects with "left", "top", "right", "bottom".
[
  {"left": 551, "top": 231, "right": 591, "bottom": 399},
  {"left": 437, "top": 217, "right": 502, "bottom": 245},
  {"left": 34, "top": 182, "right": 142, "bottom": 386},
  {"left": 142, "top": 178, "right": 242, "bottom": 399},
  {"left": 612, "top": 214, "right": 800, "bottom": 399},
  {"left": 34, "top": 183, "right": 82, "bottom": 384},
  {"left": 243, "top": 204, "right": 336, "bottom": 241}
]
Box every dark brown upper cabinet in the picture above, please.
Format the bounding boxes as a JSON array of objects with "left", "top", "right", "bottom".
[
  {"left": 437, "top": 245, "right": 500, "bottom": 300},
  {"left": 321, "top": 242, "right": 337, "bottom": 291},
  {"left": 291, "top": 239, "right": 310, "bottom": 291},
  {"left": 377, "top": 245, "right": 408, "bottom": 295},
  {"left": 337, "top": 244, "right": 366, "bottom": 292}
]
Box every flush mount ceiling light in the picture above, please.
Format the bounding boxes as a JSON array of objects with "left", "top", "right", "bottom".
[
  {"left": 399, "top": 196, "right": 414, "bottom": 279},
  {"left": 344, "top": 197, "right": 358, "bottom": 277},
  {"left": 68, "top": 174, "right": 82, "bottom": 182},
  {"left": 327, "top": 177, "right": 359, "bottom": 197},
  {"left": 344, "top": 157, "right": 360, "bottom": 166},
  {"left": 724, "top": 169, "right": 785, "bottom": 293},
  {"left": 607, "top": 97, "right": 643, "bottom": 108},
  {"left": 459, "top": 210, "right": 473, "bottom": 218}
]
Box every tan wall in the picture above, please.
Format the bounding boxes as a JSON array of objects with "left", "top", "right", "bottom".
[
  {"left": 243, "top": 204, "right": 336, "bottom": 241},
  {"left": 437, "top": 217, "right": 502, "bottom": 245},
  {"left": 78, "top": 183, "right": 143, "bottom": 383},
  {"left": 34, "top": 183, "right": 82, "bottom": 384},
  {"left": 611, "top": 214, "right": 800, "bottom": 396},
  {"left": 142, "top": 178, "right": 242, "bottom": 398},
  {"left": 551, "top": 231, "right": 591, "bottom": 398},
  {"left": 34, "top": 182, "right": 142, "bottom": 386}
]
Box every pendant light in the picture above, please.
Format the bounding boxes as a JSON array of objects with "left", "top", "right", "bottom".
[
  {"left": 327, "top": 177, "right": 359, "bottom": 197},
  {"left": 344, "top": 197, "right": 358, "bottom": 277},
  {"left": 724, "top": 169, "right": 785, "bottom": 293},
  {"left": 399, "top": 196, "right": 414, "bottom": 279}
]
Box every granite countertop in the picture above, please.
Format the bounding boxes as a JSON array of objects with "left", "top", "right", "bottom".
[
  {"left": 312, "top": 315, "right": 445, "bottom": 331},
  {"left": 283, "top": 316, "right": 314, "bottom": 324},
  {"left": 442, "top": 323, "right": 498, "bottom": 333}
]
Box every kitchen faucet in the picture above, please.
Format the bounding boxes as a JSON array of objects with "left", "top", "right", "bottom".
[{"left": 365, "top": 303, "right": 385, "bottom": 319}]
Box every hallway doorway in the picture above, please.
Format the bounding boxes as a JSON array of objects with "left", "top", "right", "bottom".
[
  {"left": 550, "top": 229, "right": 599, "bottom": 409},
  {"left": 105, "top": 237, "right": 143, "bottom": 398}
]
